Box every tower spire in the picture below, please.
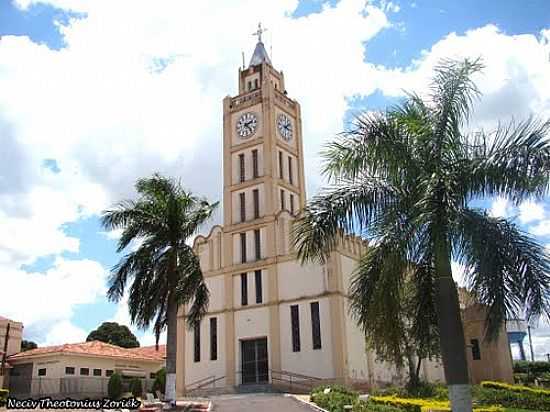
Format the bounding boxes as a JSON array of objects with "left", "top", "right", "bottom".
[{"left": 248, "top": 22, "right": 272, "bottom": 67}]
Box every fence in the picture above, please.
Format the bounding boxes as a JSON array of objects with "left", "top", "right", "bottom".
[{"left": 9, "top": 376, "right": 156, "bottom": 399}]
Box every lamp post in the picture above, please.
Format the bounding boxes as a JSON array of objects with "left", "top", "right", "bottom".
[{"left": 527, "top": 325, "right": 535, "bottom": 361}]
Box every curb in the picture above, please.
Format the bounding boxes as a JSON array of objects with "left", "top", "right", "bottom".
[{"left": 286, "top": 394, "right": 329, "bottom": 412}]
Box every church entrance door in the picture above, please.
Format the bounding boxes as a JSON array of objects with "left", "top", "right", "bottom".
[{"left": 241, "top": 337, "right": 269, "bottom": 385}]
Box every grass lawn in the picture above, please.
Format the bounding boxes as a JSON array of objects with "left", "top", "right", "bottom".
[{"left": 504, "top": 409, "right": 545, "bottom": 412}]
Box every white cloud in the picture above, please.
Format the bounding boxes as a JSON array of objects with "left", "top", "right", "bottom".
[
  {"left": 43, "top": 320, "right": 88, "bottom": 346},
  {"left": 530, "top": 220, "right": 550, "bottom": 236},
  {"left": 519, "top": 201, "right": 545, "bottom": 224},
  {"left": 489, "top": 197, "right": 510, "bottom": 218}
]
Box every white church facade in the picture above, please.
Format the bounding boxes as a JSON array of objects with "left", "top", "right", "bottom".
[{"left": 175, "top": 33, "right": 512, "bottom": 395}]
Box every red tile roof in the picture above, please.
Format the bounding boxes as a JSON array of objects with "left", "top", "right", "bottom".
[
  {"left": 127, "top": 345, "right": 166, "bottom": 360},
  {"left": 8, "top": 341, "right": 166, "bottom": 362}
]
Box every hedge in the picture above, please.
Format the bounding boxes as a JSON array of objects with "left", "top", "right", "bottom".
[
  {"left": 370, "top": 395, "right": 503, "bottom": 412},
  {"left": 480, "top": 380, "right": 550, "bottom": 397},
  {"left": 476, "top": 386, "right": 550, "bottom": 411},
  {"left": 513, "top": 361, "right": 550, "bottom": 375},
  {"left": 0, "top": 389, "right": 8, "bottom": 407},
  {"left": 310, "top": 385, "right": 358, "bottom": 412}
]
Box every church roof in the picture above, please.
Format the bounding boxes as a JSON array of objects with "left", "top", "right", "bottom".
[{"left": 249, "top": 41, "right": 272, "bottom": 67}]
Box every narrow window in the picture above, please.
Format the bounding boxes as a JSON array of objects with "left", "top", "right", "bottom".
[
  {"left": 311, "top": 302, "right": 322, "bottom": 350},
  {"left": 280, "top": 189, "right": 285, "bottom": 211},
  {"left": 290, "top": 194, "right": 295, "bottom": 214},
  {"left": 254, "top": 229, "right": 261, "bottom": 260},
  {"left": 471, "top": 339, "right": 481, "bottom": 360},
  {"left": 288, "top": 156, "right": 293, "bottom": 184},
  {"left": 93, "top": 369, "right": 101, "bottom": 377},
  {"left": 105, "top": 370, "right": 114, "bottom": 377},
  {"left": 240, "top": 192, "right": 246, "bottom": 222},
  {"left": 65, "top": 367, "right": 75, "bottom": 375},
  {"left": 239, "top": 153, "right": 245, "bottom": 183},
  {"left": 291, "top": 305, "right": 301, "bottom": 352},
  {"left": 80, "top": 368, "right": 89, "bottom": 376},
  {"left": 253, "top": 189, "right": 260, "bottom": 219},
  {"left": 150, "top": 372, "right": 156, "bottom": 379},
  {"left": 247, "top": 81, "right": 252, "bottom": 91},
  {"left": 240, "top": 232, "right": 247, "bottom": 263},
  {"left": 279, "top": 151, "right": 283, "bottom": 179},
  {"left": 210, "top": 317, "right": 218, "bottom": 361},
  {"left": 241, "top": 273, "right": 248, "bottom": 306},
  {"left": 252, "top": 149, "right": 259, "bottom": 178},
  {"left": 38, "top": 368, "right": 46, "bottom": 376},
  {"left": 194, "top": 322, "right": 201, "bottom": 362},
  {"left": 255, "top": 270, "right": 263, "bottom": 304},
  {"left": 254, "top": 79, "right": 259, "bottom": 89}
]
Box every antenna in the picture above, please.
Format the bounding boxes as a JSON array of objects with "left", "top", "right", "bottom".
[{"left": 242, "top": 52, "right": 245, "bottom": 69}]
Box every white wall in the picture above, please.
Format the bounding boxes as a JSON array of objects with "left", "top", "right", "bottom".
[
  {"left": 231, "top": 183, "right": 265, "bottom": 224},
  {"left": 278, "top": 297, "right": 334, "bottom": 378},
  {"left": 184, "top": 314, "right": 226, "bottom": 386},
  {"left": 231, "top": 145, "right": 264, "bottom": 185},
  {"left": 232, "top": 270, "right": 267, "bottom": 309},
  {"left": 205, "top": 276, "right": 225, "bottom": 312},
  {"left": 278, "top": 260, "right": 327, "bottom": 300}
]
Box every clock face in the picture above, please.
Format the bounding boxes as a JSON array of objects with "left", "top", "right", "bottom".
[
  {"left": 236, "top": 112, "right": 258, "bottom": 139},
  {"left": 277, "top": 113, "right": 293, "bottom": 141}
]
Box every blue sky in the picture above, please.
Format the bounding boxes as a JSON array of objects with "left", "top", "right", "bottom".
[{"left": 0, "top": 0, "right": 549, "bottom": 356}]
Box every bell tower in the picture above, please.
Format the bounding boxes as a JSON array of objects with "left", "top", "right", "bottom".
[{"left": 221, "top": 24, "right": 307, "bottom": 268}]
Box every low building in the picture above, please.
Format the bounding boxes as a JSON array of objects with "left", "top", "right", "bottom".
[{"left": 7, "top": 341, "right": 165, "bottom": 399}]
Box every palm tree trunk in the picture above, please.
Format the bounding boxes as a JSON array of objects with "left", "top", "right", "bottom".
[
  {"left": 434, "top": 233, "right": 472, "bottom": 412},
  {"left": 165, "top": 291, "right": 178, "bottom": 405}
]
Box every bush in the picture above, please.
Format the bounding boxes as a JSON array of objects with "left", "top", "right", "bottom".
[
  {"left": 0, "top": 389, "right": 8, "bottom": 407},
  {"left": 513, "top": 361, "right": 550, "bottom": 375},
  {"left": 108, "top": 373, "right": 123, "bottom": 399},
  {"left": 476, "top": 386, "right": 550, "bottom": 411},
  {"left": 480, "top": 380, "right": 550, "bottom": 397},
  {"left": 129, "top": 377, "right": 143, "bottom": 398},
  {"left": 152, "top": 367, "right": 166, "bottom": 395},
  {"left": 370, "top": 383, "right": 448, "bottom": 401},
  {"left": 370, "top": 395, "right": 503, "bottom": 412},
  {"left": 310, "top": 385, "right": 358, "bottom": 412}
]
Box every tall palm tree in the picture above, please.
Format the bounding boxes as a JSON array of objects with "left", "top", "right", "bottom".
[
  {"left": 293, "top": 59, "right": 550, "bottom": 412},
  {"left": 101, "top": 174, "right": 218, "bottom": 404}
]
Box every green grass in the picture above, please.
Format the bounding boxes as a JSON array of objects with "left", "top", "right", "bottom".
[{"left": 504, "top": 409, "right": 545, "bottom": 412}]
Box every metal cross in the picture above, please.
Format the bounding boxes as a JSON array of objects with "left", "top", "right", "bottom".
[{"left": 252, "top": 22, "right": 267, "bottom": 43}]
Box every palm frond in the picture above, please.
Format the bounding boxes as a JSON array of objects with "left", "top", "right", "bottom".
[{"left": 455, "top": 208, "right": 550, "bottom": 340}]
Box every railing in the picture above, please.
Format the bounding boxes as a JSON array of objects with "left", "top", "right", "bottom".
[{"left": 270, "top": 369, "right": 326, "bottom": 393}]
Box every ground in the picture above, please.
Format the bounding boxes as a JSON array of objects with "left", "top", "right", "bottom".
[{"left": 210, "top": 393, "right": 318, "bottom": 411}]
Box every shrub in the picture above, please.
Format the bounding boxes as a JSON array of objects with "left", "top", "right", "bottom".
[
  {"left": 476, "top": 386, "right": 550, "bottom": 411},
  {"left": 370, "top": 395, "right": 503, "bottom": 412},
  {"left": 152, "top": 367, "right": 166, "bottom": 395},
  {"left": 354, "top": 400, "right": 402, "bottom": 412},
  {"left": 480, "top": 380, "right": 550, "bottom": 397},
  {"left": 129, "top": 377, "right": 143, "bottom": 398},
  {"left": 513, "top": 361, "right": 550, "bottom": 375},
  {"left": 0, "top": 389, "right": 8, "bottom": 407},
  {"left": 108, "top": 372, "right": 123, "bottom": 399},
  {"left": 310, "top": 385, "right": 358, "bottom": 412}
]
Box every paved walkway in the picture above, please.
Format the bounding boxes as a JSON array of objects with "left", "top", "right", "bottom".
[{"left": 210, "top": 393, "right": 318, "bottom": 412}]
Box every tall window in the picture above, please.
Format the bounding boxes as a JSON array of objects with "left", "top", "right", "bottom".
[
  {"left": 255, "top": 270, "right": 263, "bottom": 304},
  {"left": 254, "top": 229, "right": 261, "bottom": 260},
  {"left": 241, "top": 273, "right": 248, "bottom": 306},
  {"left": 254, "top": 79, "right": 259, "bottom": 89},
  {"left": 240, "top": 232, "right": 247, "bottom": 263},
  {"left": 280, "top": 189, "right": 285, "bottom": 211},
  {"left": 290, "top": 194, "right": 295, "bottom": 214},
  {"left": 194, "top": 322, "right": 200, "bottom": 362},
  {"left": 290, "top": 305, "right": 301, "bottom": 352},
  {"left": 210, "top": 317, "right": 218, "bottom": 361},
  {"left": 240, "top": 192, "right": 246, "bottom": 222},
  {"left": 471, "top": 339, "right": 481, "bottom": 360},
  {"left": 247, "top": 81, "right": 252, "bottom": 91},
  {"left": 253, "top": 189, "right": 260, "bottom": 219},
  {"left": 239, "top": 153, "right": 245, "bottom": 183},
  {"left": 279, "top": 151, "right": 283, "bottom": 179},
  {"left": 310, "top": 302, "right": 322, "bottom": 350},
  {"left": 288, "top": 156, "right": 293, "bottom": 185},
  {"left": 252, "top": 149, "right": 259, "bottom": 178}
]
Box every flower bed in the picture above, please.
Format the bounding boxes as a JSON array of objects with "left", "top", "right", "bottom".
[{"left": 370, "top": 395, "right": 503, "bottom": 412}]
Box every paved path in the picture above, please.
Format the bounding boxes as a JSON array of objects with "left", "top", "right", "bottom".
[{"left": 211, "top": 393, "right": 318, "bottom": 412}]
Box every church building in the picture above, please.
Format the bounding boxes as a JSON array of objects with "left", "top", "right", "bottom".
[{"left": 175, "top": 29, "right": 513, "bottom": 395}]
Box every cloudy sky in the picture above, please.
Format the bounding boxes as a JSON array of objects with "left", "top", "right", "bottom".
[{"left": 1, "top": 0, "right": 549, "bottom": 357}]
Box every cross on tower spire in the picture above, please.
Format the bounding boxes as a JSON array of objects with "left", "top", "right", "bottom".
[{"left": 252, "top": 22, "right": 267, "bottom": 43}]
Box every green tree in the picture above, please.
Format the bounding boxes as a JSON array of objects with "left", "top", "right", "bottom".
[
  {"left": 108, "top": 372, "right": 123, "bottom": 399},
  {"left": 20, "top": 340, "right": 38, "bottom": 352},
  {"left": 86, "top": 322, "right": 140, "bottom": 348},
  {"left": 101, "top": 174, "right": 217, "bottom": 403},
  {"left": 293, "top": 58, "right": 550, "bottom": 412}
]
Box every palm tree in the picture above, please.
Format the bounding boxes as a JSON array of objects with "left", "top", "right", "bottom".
[
  {"left": 293, "top": 58, "right": 550, "bottom": 412},
  {"left": 101, "top": 174, "right": 218, "bottom": 404}
]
